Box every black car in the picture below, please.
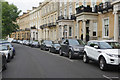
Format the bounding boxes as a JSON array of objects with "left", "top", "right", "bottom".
[
  {"left": 50, "top": 43, "right": 60, "bottom": 53},
  {"left": 0, "top": 52, "right": 7, "bottom": 70},
  {"left": 59, "top": 39, "right": 85, "bottom": 59},
  {"left": 40, "top": 40, "right": 53, "bottom": 51},
  {"left": 31, "top": 41, "right": 40, "bottom": 48}
]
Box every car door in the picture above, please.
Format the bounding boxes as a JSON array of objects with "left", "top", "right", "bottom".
[
  {"left": 92, "top": 42, "right": 101, "bottom": 60},
  {"left": 64, "top": 40, "right": 69, "bottom": 55},
  {"left": 61, "top": 39, "right": 66, "bottom": 53},
  {"left": 89, "top": 42, "right": 100, "bottom": 60},
  {"left": 85, "top": 41, "right": 94, "bottom": 58}
]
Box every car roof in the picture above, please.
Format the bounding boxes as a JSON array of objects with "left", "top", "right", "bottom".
[{"left": 88, "top": 40, "right": 117, "bottom": 42}]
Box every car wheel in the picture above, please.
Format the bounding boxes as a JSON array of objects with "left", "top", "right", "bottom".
[
  {"left": 7, "top": 54, "right": 11, "bottom": 62},
  {"left": 99, "top": 57, "right": 107, "bottom": 71},
  {"left": 69, "top": 51, "right": 74, "bottom": 59},
  {"left": 59, "top": 49, "right": 63, "bottom": 56},
  {"left": 83, "top": 53, "right": 89, "bottom": 63}
]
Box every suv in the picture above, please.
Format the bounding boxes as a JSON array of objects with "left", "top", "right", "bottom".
[
  {"left": 59, "top": 39, "right": 85, "bottom": 59},
  {"left": 83, "top": 40, "right": 120, "bottom": 70}
]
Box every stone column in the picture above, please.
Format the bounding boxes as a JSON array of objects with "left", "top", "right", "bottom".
[
  {"left": 83, "top": 20, "right": 86, "bottom": 42},
  {"left": 89, "top": 20, "right": 93, "bottom": 40},
  {"left": 77, "top": 21, "right": 80, "bottom": 39},
  {"left": 114, "top": 12, "right": 119, "bottom": 41},
  {"left": 61, "top": 25, "right": 64, "bottom": 38}
]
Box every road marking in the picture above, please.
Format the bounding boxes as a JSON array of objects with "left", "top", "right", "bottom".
[{"left": 103, "top": 75, "right": 119, "bottom": 80}]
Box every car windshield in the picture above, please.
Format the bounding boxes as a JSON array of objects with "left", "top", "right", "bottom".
[
  {"left": 69, "top": 39, "right": 80, "bottom": 46},
  {"left": 2, "top": 43, "right": 12, "bottom": 47},
  {"left": 34, "top": 42, "right": 39, "bottom": 44},
  {"left": 45, "top": 41, "right": 52, "bottom": 44},
  {"left": 77, "top": 40, "right": 85, "bottom": 45},
  {"left": 99, "top": 42, "right": 112, "bottom": 49},
  {"left": 0, "top": 46, "right": 8, "bottom": 51},
  {"left": 54, "top": 44, "right": 60, "bottom": 47},
  {"left": 107, "top": 42, "right": 120, "bottom": 49}
]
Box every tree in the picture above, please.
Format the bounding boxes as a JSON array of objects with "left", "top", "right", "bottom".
[{"left": 2, "top": 1, "right": 21, "bottom": 38}]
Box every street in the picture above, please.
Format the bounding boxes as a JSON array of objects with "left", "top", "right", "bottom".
[{"left": 2, "top": 43, "right": 120, "bottom": 79}]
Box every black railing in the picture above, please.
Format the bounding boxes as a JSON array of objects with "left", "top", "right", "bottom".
[
  {"left": 58, "top": 15, "right": 76, "bottom": 20},
  {"left": 48, "top": 22, "right": 57, "bottom": 27},
  {"left": 76, "top": 5, "right": 92, "bottom": 14},
  {"left": 98, "top": 2, "right": 113, "bottom": 13},
  {"left": 40, "top": 24, "right": 47, "bottom": 29}
]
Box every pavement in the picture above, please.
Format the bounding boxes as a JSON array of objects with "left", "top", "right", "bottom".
[{"left": 2, "top": 43, "right": 120, "bottom": 79}]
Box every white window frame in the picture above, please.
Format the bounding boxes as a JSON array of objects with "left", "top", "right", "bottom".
[
  {"left": 64, "top": 8, "right": 67, "bottom": 19},
  {"left": 93, "top": 22, "right": 97, "bottom": 37},
  {"left": 102, "top": 17, "right": 109, "bottom": 38},
  {"left": 119, "top": 15, "right": 120, "bottom": 37},
  {"left": 91, "top": 0, "right": 96, "bottom": 12},
  {"left": 69, "top": 5, "right": 72, "bottom": 19},
  {"left": 82, "top": 0, "right": 87, "bottom": 7}
]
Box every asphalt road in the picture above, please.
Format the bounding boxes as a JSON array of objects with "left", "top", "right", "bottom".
[{"left": 2, "top": 43, "right": 120, "bottom": 79}]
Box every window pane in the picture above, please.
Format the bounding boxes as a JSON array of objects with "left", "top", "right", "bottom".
[{"left": 119, "top": 15, "right": 120, "bottom": 36}]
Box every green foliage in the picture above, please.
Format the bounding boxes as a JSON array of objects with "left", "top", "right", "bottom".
[{"left": 2, "top": 2, "right": 21, "bottom": 38}]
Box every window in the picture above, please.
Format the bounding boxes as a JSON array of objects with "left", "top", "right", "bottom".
[
  {"left": 91, "top": 0, "right": 96, "bottom": 12},
  {"left": 103, "top": 18, "right": 109, "bottom": 37},
  {"left": 69, "top": 5, "right": 72, "bottom": 19},
  {"left": 55, "top": 14, "right": 56, "bottom": 21},
  {"left": 64, "top": 8, "right": 67, "bottom": 19},
  {"left": 60, "top": 9, "right": 62, "bottom": 16},
  {"left": 83, "top": 0, "right": 87, "bottom": 7},
  {"left": 69, "top": 27, "right": 72, "bottom": 37},
  {"left": 93, "top": 22, "right": 97, "bottom": 36},
  {"left": 60, "top": 2, "right": 62, "bottom": 7},
  {"left": 119, "top": 15, "right": 120, "bottom": 37},
  {"left": 75, "top": 2, "right": 79, "bottom": 8},
  {"left": 64, "top": 0, "right": 67, "bottom": 5}
]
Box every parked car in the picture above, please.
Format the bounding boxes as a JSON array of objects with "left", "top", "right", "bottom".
[
  {"left": 2, "top": 42, "right": 15, "bottom": 58},
  {"left": 0, "top": 45, "right": 12, "bottom": 62},
  {"left": 0, "top": 52, "right": 7, "bottom": 70},
  {"left": 25, "top": 40, "right": 30, "bottom": 46},
  {"left": 40, "top": 40, "right": 53, "bottom": 51},
  {"left": 19, "top": 40, "right": 23, "bottom": 44},
  {"left": 50, "top": 43, "right": 60, "bottom": 53},
  {"left": 59, "top": 39, "right": 85, "bottom": 59},
  {"left": 31, "top": 41, "right": 40, "bottom": 48},
  {"left": 0, "top": 41, "right": 15, "bottom": 58},
  {"left": 12, "top": 39, "right": 17, "bottom": 43},
  {"left": 23, "top": 40, "right": 27, "bottom": 45},
  {"left": 17, "top": 40, "right": 21, "bottom": 44},
  {"left": 83, "top": 40, "right": 120, "bottom": 71},
  {"left": 29, "top": 40, "right": 33, "bottom": 46}
]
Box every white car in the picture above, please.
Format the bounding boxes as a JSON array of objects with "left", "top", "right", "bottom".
[
  {"left": 0, "top": 45, "right": 13, "bottom": 62},
  {"left": 83, "top": 40, "right": 120, "bottom": 70}
]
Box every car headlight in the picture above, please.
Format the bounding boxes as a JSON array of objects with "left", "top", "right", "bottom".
[
  {"left": 73, "top": 48, "right": 79, "bottom": 51},
  {"left": 106, "top": 53, "right": 118, "bottom": 58}
]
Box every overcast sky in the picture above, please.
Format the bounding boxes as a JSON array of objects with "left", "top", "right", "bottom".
[{"left": 5, "top": 0, "right": 44, "bottom": 15}]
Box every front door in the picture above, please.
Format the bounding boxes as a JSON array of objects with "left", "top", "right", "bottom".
[{"left": 86, "top": 27, "right": 89, "bottom": 42}]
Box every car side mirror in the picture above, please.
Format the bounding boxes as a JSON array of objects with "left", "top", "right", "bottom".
[{"left": 94, "top": 45, "right": 99, "bottom": 49}]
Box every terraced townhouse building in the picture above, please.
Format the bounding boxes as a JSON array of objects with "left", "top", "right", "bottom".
[
  {"left": 11, "top": 0, "right": 120, "bottom": 42},
  {"left": 11, "top": 10, "right": 31, "bottom": 40}
]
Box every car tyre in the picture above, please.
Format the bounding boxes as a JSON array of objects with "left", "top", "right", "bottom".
[
  {"left": 99, "top": 57, "right": 107, "bottom": 71},
  {"left": 59, "top": 49, "right": 63, "bottom": 56},
  {"left": 69, "top": 51, "right": 74, "bottom": 59},
  {"left": 7, "top": 54, "right": 11, "bottom": 62},
  {"left": 83, "top": 53, "right": 89, "bottom": 63}
]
